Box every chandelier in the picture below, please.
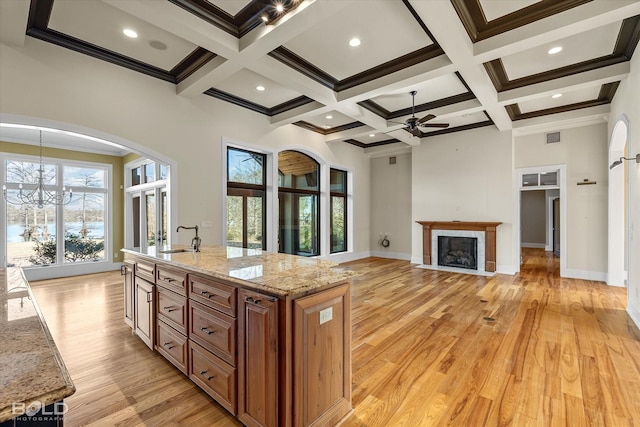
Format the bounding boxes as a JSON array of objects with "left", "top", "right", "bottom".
[{"left": 2, "top": 130, "right": 73, "bottom": 208}]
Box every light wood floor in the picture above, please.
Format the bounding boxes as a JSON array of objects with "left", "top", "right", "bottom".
[{"left": 29, "top": 249, "right": 640, "bottom": 426}]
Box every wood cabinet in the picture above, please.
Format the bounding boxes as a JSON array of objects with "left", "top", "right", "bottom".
[
  {"left": 134, "top": 277, "right": 155, "bottom": 349},
  {"left": 238, "top": 290, "right": 278, "bottom": 427},
  {"left": 123, "top": 252, "right": 352, "bottom": 427},
  {"left": 122, "top": 260, "right": 135, "bottom": 328}
]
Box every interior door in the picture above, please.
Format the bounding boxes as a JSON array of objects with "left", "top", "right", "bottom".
[{"left": 553, "top": 198, "right": 560, "bottom": 257}]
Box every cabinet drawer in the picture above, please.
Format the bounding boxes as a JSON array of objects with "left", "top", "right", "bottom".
[
  {"left": 189, "top": 340, "right": 236, "bottom": 414},
  {"left": 156, "top": 265, "right": 187, "bottom": 296},
  {"left": 135, "top": 259, "right": 155, "bottom": 283},
  {"left": 188, "top": 275, "right": 236, "bottom": 317},
  {"left": 156, "top": 320, "right": 188, "bottom": 375},
  {"left": 190, "top": 300, "right": 236, "bottom": 366},
  {"left": 157, "top": 286, "right": 188, "bottom": 334}
]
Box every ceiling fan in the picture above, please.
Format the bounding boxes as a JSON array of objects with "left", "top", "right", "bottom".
[{"left": 392, "top": 91, "right": 449, "bottom": 137}]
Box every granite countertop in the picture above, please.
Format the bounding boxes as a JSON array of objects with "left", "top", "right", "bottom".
[
  {"left": 0, "top": 268, "right": 75, "bottom": 422},
  {"left": 122, "top": 246, "right": 356, "bottom": 297}
]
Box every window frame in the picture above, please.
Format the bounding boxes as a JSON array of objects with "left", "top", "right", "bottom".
[
  {"left": 226, "top": 146, "right": 267, "bottom": 250},
  {"left": 329, "top": 168, "right": 348, "bottom": 254},
  {"left": 1, "top": 152, "right": 111, "bottom": 269}
]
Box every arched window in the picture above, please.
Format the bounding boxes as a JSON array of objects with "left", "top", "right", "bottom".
[{"left": 278, "top": 151, "right": 319, "bottom": 256}]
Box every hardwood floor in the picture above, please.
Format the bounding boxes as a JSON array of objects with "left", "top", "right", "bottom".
[{"left": 29, "top": 249, "right": 640, "bottom": 426}]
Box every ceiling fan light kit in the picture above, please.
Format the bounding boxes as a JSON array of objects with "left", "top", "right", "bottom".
[{"left": 393, "top": 91, "right": 450, "bottom": 137}]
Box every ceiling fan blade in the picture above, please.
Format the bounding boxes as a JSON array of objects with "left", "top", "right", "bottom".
[
  {"left": 410, "top": 127, "right": 422, "bottom": 137},
  {"left": 417, "top": 114, "right": 436, "bottom": 124},
  {"left": 419, "top": 123, "right": 450, "bottom": 128}
]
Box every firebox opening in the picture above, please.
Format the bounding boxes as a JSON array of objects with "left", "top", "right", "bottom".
[{"left": 438, "top": 236, "right": 478, "bottom": 270}]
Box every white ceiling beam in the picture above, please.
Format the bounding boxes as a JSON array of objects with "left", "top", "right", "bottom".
[
  {"left": 269, "top": 101, "right": 329, "bottom": 126},
  {"left": 474, "top": 1, "right": 640, "bottom": 63},
  {"left": 411, "top": 1, "right": 512, "bottom": 131},
  {"left": 511, "top": 104, "right": 610, "bottom": 136},
  {"left": 497, "top": 62, "right": 630, "bottom": 105}
]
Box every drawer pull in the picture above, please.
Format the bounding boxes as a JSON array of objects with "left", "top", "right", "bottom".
[
  {"left": 200, "top": 370, "right": 215, "bottom": 381},
  {"left": 200, "top": 327, "right": 215, "bottom": 335},
  {"left": 162, "top": 277, "right": 176, "bottom": 283},
  {"left": 163, "top": 306, "right": 176, "bottom": 313},
  {"left": 163, "top": 342, "right": 175, "bottom": 350},
  {"left": 200, "top": 290, "right": 210, "bottom": 296}
]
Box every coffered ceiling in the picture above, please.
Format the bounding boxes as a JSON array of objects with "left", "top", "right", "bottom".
[{"left": 1, "top": 0, "right": 639, "bottom": 150}]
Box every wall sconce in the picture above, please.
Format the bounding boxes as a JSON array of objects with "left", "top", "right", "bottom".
[{"left": 609, "top": 153, "right": 640, "bottom": 170}]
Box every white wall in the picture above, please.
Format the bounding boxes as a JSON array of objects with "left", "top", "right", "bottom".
[
  {"left": 0, "top": 37, "right": 371, "bottom": 258},
  {"left": 410, "top": 126, "right": 516, "bottom": 273},
  {"left": 369, "top": 152, "right": 412, "bottom": 260},
  {"left": 514, "top": 124, "right": 609, "bottom": 278},
  {"left": 521, "top": 190, "right": 546, "bottom": 247},
  {"left": 609, "top": 50, "right": 640, "bottom": 327}
]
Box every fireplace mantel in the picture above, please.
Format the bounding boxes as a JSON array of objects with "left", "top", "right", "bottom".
[{"left": 417, "top": 221, "right": 502, "bottom": 272}]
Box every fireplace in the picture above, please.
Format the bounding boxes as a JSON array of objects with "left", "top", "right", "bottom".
[
  {"left": 416, "top": 221, "right": 502, "bottom": 273},
  {"left": 438, "top": 236, "right": 478, "bottom": 270}
]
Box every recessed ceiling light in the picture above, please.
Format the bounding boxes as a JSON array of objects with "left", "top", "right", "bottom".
[
  {"left": 369, "top": 133, "right": 375, "bottom": 137},
  {"left": 552, "top": 93, "right": 563, "bottom": 99},
  {"left": 123, "top": 28, "right": 138, "bottom": 38},
  {"left": 349, "top": 38, "right": 361, "bottom": 47},
  {"left": 256, "top": 85, "right": 265, "bottom": 91},
  {"left": 548, "top": 46, "right": 563, "bottom": 55},
  {"left": 325, "top": 115, "right": 333, "bottom": 120},
  {"left": 275, "top": 3, "right": 284, "bottom": 12},
  {"left": 261, "top": 15, "right": 269, "bottom": 23}
]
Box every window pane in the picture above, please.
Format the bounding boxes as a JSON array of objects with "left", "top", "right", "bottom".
[
  {"left": 63, "top": 193, "right": 105, "bottom": 263},
  {"left": 131, "top": 167, "right": 141, "bottom": 186},
  {"left": 160, "top": 164, "right": 168, "bottom": 180},
  {"left": 278, "top": 151, "right": 318, "bottom": 190},
  {"left": 6, "top": 160, "right": 55, "bottom": 185},
  {"left": 297, "top": 195, "right": 317, "bottom": 254},
  {"left": 247, "top": 195, "right": 264, "bottom": 249},
  {"left": 132, "top": 196, "right": 141, "bottom": 248},
  {"left": 228, "top": 148, "right": 264, "bottom": 184},
  {"left": 331, "top": 196, "right": 346, "bottom": 253},
  {"left": 330, "top": 169, "right": 346, "bottom": 193},
  {"left": 160, "top": 191, "right": 168, "bottom": 246},
  {"left": 540, "top": 171, "right": 558, "bottom": 186},
  {"left": 226, "top": 195, "right": 243, "bottom": 247},
  {"left": 146, "top": 193, "right": 156, "bottom": 246},
  {"left": 64, "top": 166, "right": 105, "bottom": 187},
  {"left": 522, "top": 173, "right": 538, "bottom": 187},
  {"left": 6, "top": 198, "right": 56, "bottom": 267},
  {"left": 144, "top": 163, "right": 155, "bottom": 183}
]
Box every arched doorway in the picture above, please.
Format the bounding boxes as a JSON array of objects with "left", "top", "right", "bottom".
[{"left": 608, "top": 116, "right": 629, "bottom": 287}]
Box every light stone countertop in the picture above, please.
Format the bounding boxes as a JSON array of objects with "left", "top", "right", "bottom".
[
  {"left": 0, "top": 268, "right": 75, "bottom": 422},
  {"left": 122, "top": 246, "right": 356, "bottom": 297}
]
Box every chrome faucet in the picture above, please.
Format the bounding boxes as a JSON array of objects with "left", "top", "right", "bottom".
[{"left": 176, "top": 225, "right": 201, "bottom": 252}]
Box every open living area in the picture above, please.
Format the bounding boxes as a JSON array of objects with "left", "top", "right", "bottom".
[{"left": 1, "top": 1, "right": 640, "bottom": 426}]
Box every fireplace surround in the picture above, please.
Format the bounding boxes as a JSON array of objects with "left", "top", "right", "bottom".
[{"left": 417, "top": 221, "right": 502, "bottom": 273}]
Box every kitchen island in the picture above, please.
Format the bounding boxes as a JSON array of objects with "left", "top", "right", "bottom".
[
  {"left": 0, "top": 268, "right": 75, "bottom": 424},
  {"left": 122, "top": 246, "right": 354, "bottom": 427}
]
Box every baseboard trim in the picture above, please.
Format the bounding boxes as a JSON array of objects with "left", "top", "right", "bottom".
[
  {"left": 562, "top": 268, "right": 607, "bottom": 283},
  {"left": 497, "top": 265, "right": 518, "bottom": 275},
  {"left": 521, "top": 242, "right": 546, "bottom": 249}
]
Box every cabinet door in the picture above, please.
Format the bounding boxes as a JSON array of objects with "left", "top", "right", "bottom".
[
  {"left": 293, "top": 283, "right": 351, "bottom": 427},
  {"left": 134, "top": 277, "right": 155, "bottom": 350},
  {"left": 122, "top": 260, "right": 135, "bottom": 328},
  {"left": 238, "top": 290, "right": 278, "bottom": 427}
]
